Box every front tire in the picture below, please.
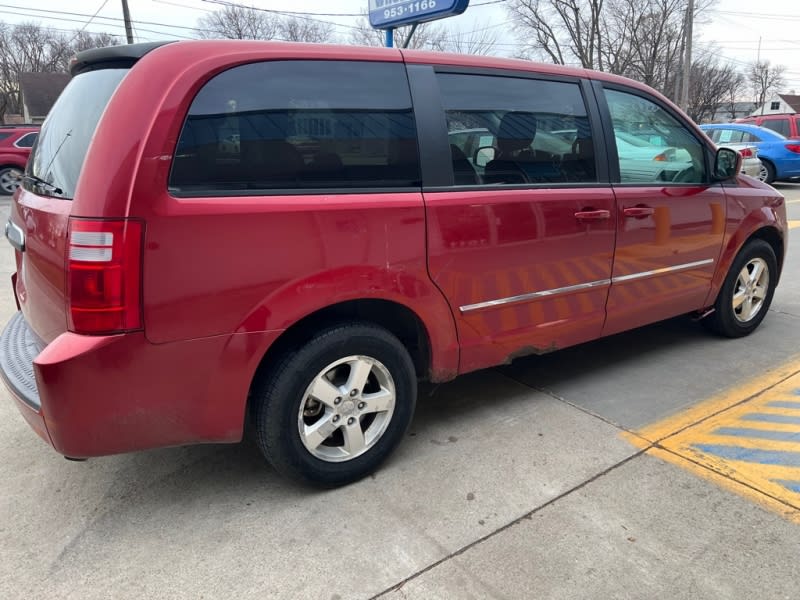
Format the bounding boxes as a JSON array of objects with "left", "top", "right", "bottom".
[
  {"left": 0, "top": 166, "right": 22, "bottom": 195},
  {"left": 253, "top": 322, "right": 417, "bottom": 486},
  {"left": 704, "top": 239, "right": 777, "bottom": 338}
]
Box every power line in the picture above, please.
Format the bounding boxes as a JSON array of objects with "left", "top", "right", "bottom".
[
  {"left": 200, "top": 0, "right": 509, "bottom": 18},
  {"left": 66, "top": 0, "right": 110, "bottom": 44},
  {"left": 0, "top": 8, "right": 196, "bottom": 39}
]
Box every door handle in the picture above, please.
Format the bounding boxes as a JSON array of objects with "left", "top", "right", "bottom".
[
  {"left": 623, "top": 206, "right": 655, "bottom": 218},
  {"left": 574, "top": 209, "right": 610, "bottom": 222}
]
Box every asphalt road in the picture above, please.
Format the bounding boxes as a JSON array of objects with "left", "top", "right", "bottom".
[{"left": 1, "top": 183, "right": 798, "bottom": 599}]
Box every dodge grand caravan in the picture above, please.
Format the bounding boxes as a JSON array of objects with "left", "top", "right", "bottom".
[{"left": 0, "top": 41, "right": 788, "bottom": 486}]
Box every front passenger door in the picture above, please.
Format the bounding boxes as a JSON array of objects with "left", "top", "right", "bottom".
[{"left": 601, "top": 87, "right": 726, "bottom": 336}]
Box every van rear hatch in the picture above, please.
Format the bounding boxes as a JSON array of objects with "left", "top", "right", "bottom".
[{"left": 8, "top": 43, "right": 167, "bottom": 345}]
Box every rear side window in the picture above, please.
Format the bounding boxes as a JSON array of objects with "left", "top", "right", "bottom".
[
  {"left": 170, "top": 61, "right": 420, "bottom": 195},
  {"left": 761, "top": 118, "right": 790, "bottom": 137},
  {"left": 436, "top": 73, "right": 597, "bottom": 185},
  {"left": 714, "top": 129, "right": 745, "bottom": 144},
  {"left": 27, "top": 69, "right": 128, "bottom": 199},
  {"left": 0, "top": 133, "right": 10, "bottom": 142},
  {"left": 14, "top": 132, "right": 38, "bottom": 148}
]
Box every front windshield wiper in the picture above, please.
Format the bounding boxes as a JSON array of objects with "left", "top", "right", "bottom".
[{"left": 22, "top": 174, "right": 63, "bottom": 196}]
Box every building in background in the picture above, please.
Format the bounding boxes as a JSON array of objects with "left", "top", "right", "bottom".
[
  {"left": 18, "top": 72, "right": 70, "bottom": 124},
  {"left": 751, "top": 93, "right": 800, "bottom": 116}
]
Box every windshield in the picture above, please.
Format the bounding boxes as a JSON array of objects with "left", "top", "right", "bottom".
[{"left": 25, "top": 68, "right": 128, "bottom": 199}]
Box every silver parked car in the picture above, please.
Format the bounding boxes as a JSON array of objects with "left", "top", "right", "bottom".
[{"left": 718, "top": 142, "right": 762, "bottom": 178}]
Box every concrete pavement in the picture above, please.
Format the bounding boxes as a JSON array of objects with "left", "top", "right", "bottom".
[{"left": 1, "top": 183, "right": 798, "bottom": 599}]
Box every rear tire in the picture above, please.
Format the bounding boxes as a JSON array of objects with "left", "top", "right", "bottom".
[
  {"left": 704, "top": 239, "right": 777, "bottom": 338},
  {"left": 757, "top": 160, "right": 776, "bottom": 184},
  {"left": 252, "top": 322, "right": 417, "bottom": 487}
]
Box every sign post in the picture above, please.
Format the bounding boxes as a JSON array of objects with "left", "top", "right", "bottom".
[{"left": 368, "top": 1, "right": 470, "bottom": 47}]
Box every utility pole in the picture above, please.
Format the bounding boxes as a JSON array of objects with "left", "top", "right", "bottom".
[
  {"left": 680, "top": 0, "right": 694, "bottom": 112},
  {"left": 121, "top": 0, "right": 134, "bottom": 44}
]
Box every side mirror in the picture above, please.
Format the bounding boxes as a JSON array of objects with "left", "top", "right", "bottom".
[
  {"left": 474, "top": 146, "right": 496, "bottom": 168},
  {"left": 714, "top": 147, "right": 742, "bottom": 181}
]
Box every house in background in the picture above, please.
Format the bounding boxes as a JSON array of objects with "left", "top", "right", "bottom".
[
  {"left": 751, "top": 93, "right": 800, "bottom": 116},
  {"left": 18, "top": 72, "right": 70, "bottom": 124}
]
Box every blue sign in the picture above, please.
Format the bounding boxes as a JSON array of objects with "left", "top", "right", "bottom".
[{"left": 369, "top": 0, "right": 470, "bottom": 30}]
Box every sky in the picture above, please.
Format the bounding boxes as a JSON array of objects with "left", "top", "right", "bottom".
[{"left": 4, "top": 0, "right": 799, "bottom": 92}]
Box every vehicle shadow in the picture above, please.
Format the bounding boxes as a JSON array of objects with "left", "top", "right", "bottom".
[{"left": 54, "top": 312, "right": 774, "bottom": 503}]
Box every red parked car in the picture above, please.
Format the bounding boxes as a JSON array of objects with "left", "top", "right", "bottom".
[
  {"left": 0, "top": 41, "right": 788, "bottom": 486},
  {"left": 0, "top": 125, "right": 39, "bottom": 195},
  {"left": 736, "top": 113, "right": 800, "bottom": 139}
]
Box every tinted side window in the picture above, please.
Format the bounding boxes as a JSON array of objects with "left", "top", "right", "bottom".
[
  {"left": 170, "top": 61, "right": 420, "bottom": 194},
  {"left": 762, "top": 119, "right": 790, "bottom": 137},
  {"left": 604, "top": 89, "right": 707, "bottom": 184},
  {"left": 14, "top": 132, "right": 37, "bottom": 148},
  {"left": 436, "top": 73, "right": 597, "bottom": 185}
]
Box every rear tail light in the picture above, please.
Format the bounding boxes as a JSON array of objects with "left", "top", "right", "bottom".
[
  {"left": 67, "top": 218, "right": 143, "bottom": 335},
  {"left": 738, "top": 148, "right": 754, "bottom": 158},
  {"left": 785, "top": 144, "right": 800, "bottom": 154}
]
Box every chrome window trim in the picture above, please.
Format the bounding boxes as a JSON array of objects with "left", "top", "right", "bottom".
[{"left": 458, "top": 258, "right": 714, "bottom": 314}]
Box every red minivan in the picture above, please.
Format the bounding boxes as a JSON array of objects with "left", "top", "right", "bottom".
[{"left": 1, "top": 41, "right": 788, "bottom": 485}]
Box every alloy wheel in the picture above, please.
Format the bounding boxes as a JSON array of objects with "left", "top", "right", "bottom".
[{"left": 297, "top": 355, "right": 396, "bottom": 462}]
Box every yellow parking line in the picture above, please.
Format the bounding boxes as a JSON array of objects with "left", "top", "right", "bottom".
[
  {"left": 789, "top": 220, "right": 800, "bottom": 229},
  {"left": 623, "top": 356, "right": 800, "bottom": 523}
]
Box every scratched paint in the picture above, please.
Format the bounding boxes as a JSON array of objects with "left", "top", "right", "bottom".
[{"left": 624, "top": 358, "right": 800, "bottom": 524}]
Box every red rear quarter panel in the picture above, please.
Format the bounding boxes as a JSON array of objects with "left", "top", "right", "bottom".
[
  {"left": 74, "top": 41, "right": 459, "bottom": 383},
  {"left": 0, "top": 151, "right": 27, "bottom": 169}
]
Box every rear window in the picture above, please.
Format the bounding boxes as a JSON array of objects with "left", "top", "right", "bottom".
[
  {"left": 0, "top": 133, "right": 10, "bottom": 142},
  {"left": 169, "top": 60, "right": 420, "bottom": 195},
  {"left": 25, "top": 69, "right": 128, "bottom": 199}
]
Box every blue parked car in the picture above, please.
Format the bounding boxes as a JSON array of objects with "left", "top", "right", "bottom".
[{"left": 700, "top": 123, "right": 800, "bottom": 184}]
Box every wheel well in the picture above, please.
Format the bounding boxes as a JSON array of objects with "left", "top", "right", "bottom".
[
  {"left": 747, "top": 226, "right": 784, "bottom": 278},
  {"left": 251, "top": 299, "right": 432, "bottom": 392}
]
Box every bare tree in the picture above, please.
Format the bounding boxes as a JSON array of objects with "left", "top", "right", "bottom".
[
  {"left": 748, "top": 60, "right": 786, "bottom": 112},
  {"left": 445, "top": 25, "right": 499, "bottom": 56},
  {"left": 508, "top": 0, "right": 609, "bottom": 69},
  {"left": 279, "top": 17, "right": 333, "bottom": 44},
  {"left": 348, "top": 17, "right": 447, "bottom": 50},
  {"left": 509, "top": 0, "right": 718, "bottom": 102},
  {"left": 348, "top": 15, "right": 497, "bottom": 55},
  {"left": 195, "top": 4, "right": 279, "bottom": 40},
  {"left": 686, "top": 55, "right": 743, "bottom": 123},
  {"left": 0, "top": 20, "right": 119, "bottom": 119}
]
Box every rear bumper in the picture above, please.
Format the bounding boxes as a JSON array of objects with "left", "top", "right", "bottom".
[
  {"left": 0, "top": 312, "right": 281, "bottom": 457},
  {"left": 0, "top": 313, "right": 51, "bottom": 445},
  {"left": 741, "top": 158, "right": 761, "bottom": 179}
]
